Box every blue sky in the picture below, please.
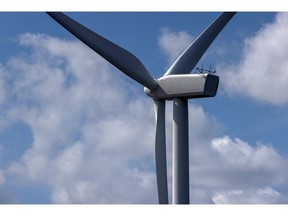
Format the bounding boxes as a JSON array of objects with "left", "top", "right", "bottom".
[{"left": 1, "top": 11, "right": 288, "bottom": 204}]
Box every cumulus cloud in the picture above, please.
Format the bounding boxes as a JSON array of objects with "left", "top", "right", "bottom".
[
  {"left": 186, "top": 134, "right": 288, "bottom": 204},
  {"left": 158, "top": 27, "right": 288, "bottom": 203},
  {"left": 211, "top": 136, "right": 285, "bottom": 171},
  {"left": 211, "top": 136, "right": 288, "bottom": 186},
  {"left": 212, "top": 187, "right": 288, "bottom": 204},
  {"left": 158, "top": 28, "right": 193, "bottom": 65},
  {"left": 0, "top": 26, "right": 288, "bottom": 204},
  {"left": 221, "top": 12, "right": 288, "bottom": 105},
  {"left": 2, "top": 33, "right": 157, "bottom": 203}
]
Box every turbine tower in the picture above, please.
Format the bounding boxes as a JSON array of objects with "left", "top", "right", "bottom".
[{"left": 47, "top": 12, "right": 236, "bottom": 204}]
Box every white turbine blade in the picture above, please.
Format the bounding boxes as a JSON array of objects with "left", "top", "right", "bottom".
[
  {"left": 47, "top": 12, "right": 158, "bottom": 91},
  {"left": 164, "top": 12, "right": 236, "bottom": 76},
  {"left": 154, "top": 100, "right": 169, "bottom": 204}
]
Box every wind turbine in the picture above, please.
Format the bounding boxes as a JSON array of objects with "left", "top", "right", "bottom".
[{"left": 47, "top": 12, "right": 236, "bottom": 204}]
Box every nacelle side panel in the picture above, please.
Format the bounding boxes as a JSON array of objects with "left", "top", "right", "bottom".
[{"left": 154, "top": 74, "right": 219, "bottom": 100}]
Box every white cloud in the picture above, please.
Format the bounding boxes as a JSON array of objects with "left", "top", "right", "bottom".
[
  {"left": 157, "top": 22, "right": 288, "bottom": 203},
  {"left": 186, "top": 134, "right": 288, "bottom": 204},
  {"left": 1, "top": 30, "right": 288, "bottom": 204},
  {"left": 221, "top": 12, "right": 288, "bottom": 105},
  {"left": 212, "top": 187, "right": 288, "bottom": 204},
  {"left": 211, "top": 136, "right": 285, "bottom": 171},
  {"left": 3, "top": 33, "right": 157, "bottom": 203},
  {"left": 210, "top": 136, "right": 288, "bottom": 186},
  {"left": 158, "top": 28, "right": 193, "bottom": 65}
]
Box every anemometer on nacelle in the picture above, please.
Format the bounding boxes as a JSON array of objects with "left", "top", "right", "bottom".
[
  {"left": 195, "top": 66, "right": 216, "bottom": 74},
  {"left": 145, "top": 73, "right": 219, "bottom": 100}
]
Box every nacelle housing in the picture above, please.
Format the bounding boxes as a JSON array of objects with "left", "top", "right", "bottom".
[{"left": 145, "top": 73, "right": 219, "bottom": 100}]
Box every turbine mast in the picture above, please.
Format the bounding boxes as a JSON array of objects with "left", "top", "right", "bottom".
[
  {"left": 165, "top": 12, "right": 236, "bottom": 204},
  {"left": 173, "top": 98, "right": 189, "bottom": 204}
]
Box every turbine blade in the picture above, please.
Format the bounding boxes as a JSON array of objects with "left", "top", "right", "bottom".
[
  {"left": 164, "top": 12, "right": 236, "bottom": 76},
  {"left": 154, "top": 100, "right": 169, "bottom": 204},
  {"left": 47, "top": 12, "right": 158, "bottom": 91}
]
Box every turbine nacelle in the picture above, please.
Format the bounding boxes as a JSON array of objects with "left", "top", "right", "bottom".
[{"left": 145, "top": 73, "right": 219, "bottom": 100}]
